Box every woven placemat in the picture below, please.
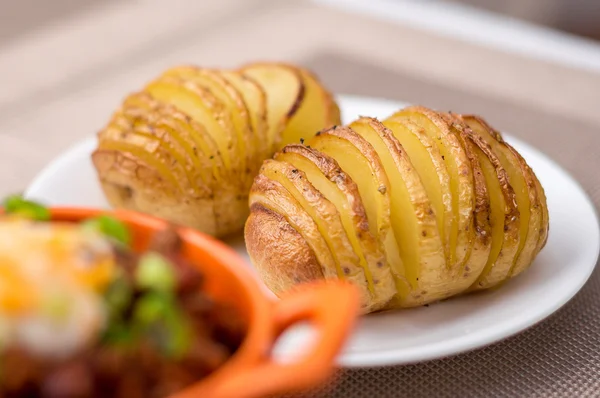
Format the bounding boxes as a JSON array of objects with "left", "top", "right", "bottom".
[{"left": 280, "top": 53, "right": 600, "bottom": 398}]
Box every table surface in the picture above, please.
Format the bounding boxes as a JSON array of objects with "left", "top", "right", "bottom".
[{"left": 2, "top": 1, "right": 600, "bottom": 396}]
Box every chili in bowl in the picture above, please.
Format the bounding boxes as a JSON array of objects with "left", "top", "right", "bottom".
[{"left": 0, "top": 197, "right": 359, "bottom": 398}]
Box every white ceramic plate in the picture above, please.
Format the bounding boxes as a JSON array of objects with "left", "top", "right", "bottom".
[{"left": 25, "top": 95, "right": 599, "bottom": 367}]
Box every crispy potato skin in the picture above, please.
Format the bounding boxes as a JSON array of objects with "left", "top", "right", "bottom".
[
  {"left": 278, "top": 144, "right": 395, "bottom": 310},
  {"left": 461, "top": 116, "right": 546, "bottom": 282},
  {"left": 93, "top": 62, "right": 340, "bottom": 237},
  {"left": 246, "top": 107, "right": 548, "bottom": 312},
  {"left": 442, "top": 113, "right": 492, "bottom": 288},
  {"left": 92, "top": 150, "right": 219, "bottom": 235},
  {"left": 258, "top": 159, "right": 374, "bottom": 310},
  {"left": 458, "top": 122, "right": 520, "bottom": 291},
  {"left": 245, "top": 203, "right": 324, "bottom": 296}
]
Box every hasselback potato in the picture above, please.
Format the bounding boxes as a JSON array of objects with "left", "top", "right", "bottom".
[
  {"left": 245, "top": 107, "right": 549, "bottom": 313},
  {"left": 92, "top": 63, "right": 340, "bottom": 237}
]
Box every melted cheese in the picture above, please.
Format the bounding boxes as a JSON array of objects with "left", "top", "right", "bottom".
[{"left": 0, "top": 220, "right": 115, "bottom": 357}]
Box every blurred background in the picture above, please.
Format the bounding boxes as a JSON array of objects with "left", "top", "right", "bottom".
[
  {"left": 459, "top": 0, "right": 600, "bottom": 40},
  {"left": 3, "top": 0, "right": 600, "bottom": 45},
  {"left": 0, "top": 0, "right": 599, "bottom": 195}
]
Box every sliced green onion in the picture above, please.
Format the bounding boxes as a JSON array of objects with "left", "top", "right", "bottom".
[
  {"left": 133, "top": 292, "right": 191, "bottom": 359},
  {"left": 2, "top": 195, "right": 50, "bottom": 221},
  {"left": 81, "top": 215, "right": 131, "bottom": 246},
  {"left": 104, "top": 271, "right": 132, "bottom": 315},
  {"left": 135, "top": 252, "right": 176, "bottom": 293},
  {"left": 133, "top": 292, "right": 170, "bottom": 325}
]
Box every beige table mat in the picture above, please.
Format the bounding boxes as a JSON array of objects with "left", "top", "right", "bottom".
[{"left": 278, "top": 53, "right": 600, "bottom": 398}]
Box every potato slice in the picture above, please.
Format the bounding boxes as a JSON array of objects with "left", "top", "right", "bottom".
[
  {"left": 93, "top": 149, "right": 172, "bottom": 204},
  {"left": 92, "top": 146, "right": 217, "bottom": 235},
  {"left": 94, "top": 137, "right": 216, "bottom": 235},
  {"left": 99, "top": 122, "right": 192, "bottom": 194},
  {"left": 125, "top": 91, "right": 247, "bottom": 237},
  {"left": 441, "top": 113, "right": 492, "bottom": 287},
  {"left": 390, "top": 107, "right": 474, "bottom": 272},
  {"left": 480, "top": 119, "right": 547, "bottom": 264},
  {"left": 95, "top": 139, "right": 181, "bottom": 191},
  {"left": 240, "top": 63, "right": 304, "bottom": 151},
  {"left": 253, "top": 162, "right": 373, "bottom": 311},
  {"left": 161, "top": 66, "right": 255, "bottom": 185},
  {"left": 463, "top": 116, "right": 540, "bottom": 284},
  {"left": 99, "top": 99, "right": 220, "bottom": 233},
  {"left": 121, "top": 92, "right": 226, "bottom": 184},
  {"left": 382, "top": 118, "right": 453, "bottom": 267},
  {"left": 247, "top": 175, "right": 328, "bottom": 291},
  {"left": 461, "top": 126, "right": 520, "bottom": 290},
  {"left": 348, "top": 118, "right": 453, "bottom": 306},
  {"left": 278, "top": 65, "right": 341, "bottom": 147},
  {"left": 144, "top": 76, "right": 239, "bottom": 175},
  {"left": 217, "top": 70, "right": 269, "bottom": 162},
  {"left": 276, "top": 145, "right": 396, "bottom": 309},
  {"left": 246, "top": 204, "right": 324, "bottom": 297},
  {"left": 118, "top": 104, "right": 248, "bottom": 236},
  {"left": 503, "top": 142, "right": 544, "bottom": 277},
  {"left": 120, "top": 92, "right": 217, "bottom": 186},
  {"left": 261, "top": 159, "right": 370, "bottom": 292},
  {"left": 114, "top": 106, "right": 209, "bottom": 197},
  {"left": 97, "top": 133, "right": 242, "bottom": 236},
  {"left": 106, "top": 91, "right": 245, "bottom": 236},
  {"left": 308, "top": 126, "right": 409, "bottom": 298}
]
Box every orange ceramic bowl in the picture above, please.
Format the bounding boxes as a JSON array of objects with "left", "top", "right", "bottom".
[{"left": 47, "top": 207, "right": 359, "bottom": 398}]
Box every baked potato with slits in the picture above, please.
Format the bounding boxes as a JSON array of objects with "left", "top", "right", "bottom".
[
  {"left": 245, "top": 107, "right": 549, "bottom": 313},
  {"left": 92, "top": 62, "right": 340, "bottom": 237}
]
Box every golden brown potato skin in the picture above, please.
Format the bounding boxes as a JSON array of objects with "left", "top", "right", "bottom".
[
  {"left": 93, "top": 149, "right": 219, "bottom": 234},
  {"left": 245, "top": 203, "right": 325, "bottom": 296},
  {"left": 92, "top": 62, "right": 341, "bottom": 237},
  {"left": 246, "top": 106, "right": 549, "bottom": 312}
]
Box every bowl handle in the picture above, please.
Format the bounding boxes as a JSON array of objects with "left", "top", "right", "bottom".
[{"left": 215, "top": 281, "right": 359, "bottom": 398}]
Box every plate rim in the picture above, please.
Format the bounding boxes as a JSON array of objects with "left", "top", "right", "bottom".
[{"left": 24, "top": 94, "right": 600, "bottom": 367}]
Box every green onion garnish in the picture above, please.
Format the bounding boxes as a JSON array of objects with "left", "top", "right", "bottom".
[
  {"left": 2, "top": 195, "right": 50, "bottom": 221},
  {"left": 135, "top": 252, "right": 176, "bottom": 293},
  {"left": 81, "top": 215, "right": 131, "bottom": 246}
]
